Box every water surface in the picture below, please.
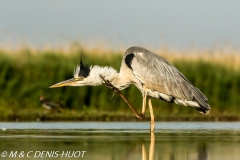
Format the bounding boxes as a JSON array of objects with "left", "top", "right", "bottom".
[{"left": 0, "top": 122, "right": 239, "bottom": 160}]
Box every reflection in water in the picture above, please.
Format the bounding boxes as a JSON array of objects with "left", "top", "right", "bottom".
[
  {"left": 124, "top": 131, "right": 209, "bottom": 160},
  {"left": 132, "top": 133, "right": 208, "bottom": 160},
  {"left": 144, "top": 134, "right": 209, "bottom": 160},
  {"left": 142, "top": 132, "right": 155, "bottom": 160},
  {"left": 198, "top": 143, "right": 208, "bottom": 160},
  {"left": 1, "top": 129, "right": 240, "bottom": 160}
]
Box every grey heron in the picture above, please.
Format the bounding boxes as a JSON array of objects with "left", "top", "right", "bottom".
[{"left": 50, "top": 46, "right": 210, "bottom": 132}]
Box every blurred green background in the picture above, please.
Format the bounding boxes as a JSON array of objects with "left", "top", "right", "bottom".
[{"left": 0, "top": 45, "right": 240, "bottom": 121}]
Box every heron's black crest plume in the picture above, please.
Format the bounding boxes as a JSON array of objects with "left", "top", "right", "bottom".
[{"left": 78, "top": 58, "right": 90, "bottom": 77}]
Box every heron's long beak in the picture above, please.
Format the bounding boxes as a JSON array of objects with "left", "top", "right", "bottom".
[{"left": 49, "top": 78, "right": 82, "bottom": 88}]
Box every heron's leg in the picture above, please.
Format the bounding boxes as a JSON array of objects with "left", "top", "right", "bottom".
[
  {"left": 100, "top": 75, "right": 144, "bottom": 119},
  {"left": 148, "top": 98, "right": 155, "bottom": 132},
  {"left": 141, "top": 92, "right": 147, "bottom": 118},
  {"left": 118, "top": 92, "right": 144, "bottom": 119}
]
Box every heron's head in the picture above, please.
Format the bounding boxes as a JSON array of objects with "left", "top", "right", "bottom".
[{"left": 49, "top": 59, "right": 91, "bottom": 88}]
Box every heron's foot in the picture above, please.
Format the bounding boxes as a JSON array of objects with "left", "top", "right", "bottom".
[
  {"left": 150, "top": 120, "right": 155, "bottom": 132},
  {"left": 100, "top": 75, "right": 120, "bottom": 92},
  {"left": 100, "top": 75, "right": 120, "bottom": 101},
  {"left": 137, "top": 113, "right": 145, "bottom": 120}
]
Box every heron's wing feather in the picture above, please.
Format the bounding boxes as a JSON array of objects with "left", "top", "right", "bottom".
[
  {"left": 123, "top": 47, "right": 208, "bottom": 109},
  {"left": 131, "top": 52, "right": 192, "bottom": 99}
]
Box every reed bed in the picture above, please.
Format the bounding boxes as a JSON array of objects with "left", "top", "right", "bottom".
[{"left": 0, "top": 44, "right": 240, "bottom": 121}]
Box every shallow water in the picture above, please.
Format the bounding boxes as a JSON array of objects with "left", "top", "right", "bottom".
[{"left": 0, "top": 122, "right": 240, "bottom": 160}]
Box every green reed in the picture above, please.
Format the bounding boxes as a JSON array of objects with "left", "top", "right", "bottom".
[{"left": 0, "top": 47, "right": 239, "bottom": 121}]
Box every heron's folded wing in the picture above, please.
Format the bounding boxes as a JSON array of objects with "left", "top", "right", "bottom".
[{"left": 125, "top": 50, "right": 208, "bottom": 105}]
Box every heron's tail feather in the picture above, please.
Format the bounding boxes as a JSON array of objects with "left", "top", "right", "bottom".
[
  {"left": 192, "top": 87, "right": 211, "bottom": 114},
  {"left": 194, "top": 104, "right": 211, "bottom": 114}
]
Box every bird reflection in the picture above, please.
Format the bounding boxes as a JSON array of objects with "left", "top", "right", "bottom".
[
  {"left": 142, "top": 132, "right": 155, "bottom": 160},
  {"left": 123, "top": 132, "right": 155, "bottom": 160},
  {"left": 122, "top": 132, "right": 208, "bottom": 160}
]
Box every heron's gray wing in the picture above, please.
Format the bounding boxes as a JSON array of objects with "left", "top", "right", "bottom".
[{"left": 123, "top": 47, "right": 208, "bottom": 108}]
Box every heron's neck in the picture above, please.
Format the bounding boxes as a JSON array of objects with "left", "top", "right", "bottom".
[
  {"left": 87, "top": 65, "right": 130, "bottom": 89},
  {"left": 87, "top": 65, "right": 118, "bottom": 85}
]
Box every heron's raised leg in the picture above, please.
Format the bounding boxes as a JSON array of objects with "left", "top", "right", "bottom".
[
  {"left": 100, "top": 75, "right": 144, "bottom": 119},
  {"left": 148, "top": 98, "right": 155, "bottom": 132}
]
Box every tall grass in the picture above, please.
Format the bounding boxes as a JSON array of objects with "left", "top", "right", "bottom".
[{"left": 0, "top": 45, "right": 240, "bottom": 121}]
